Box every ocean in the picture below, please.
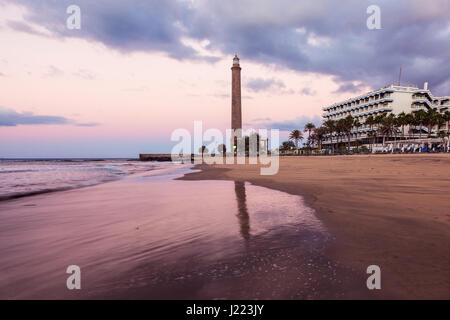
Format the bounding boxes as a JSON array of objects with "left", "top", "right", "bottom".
[{"left": 0, "top": 159, "right": 160, "bottom": 200}]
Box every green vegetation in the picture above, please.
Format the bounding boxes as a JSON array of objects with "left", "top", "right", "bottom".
[{"left": 281, "top": 109, "right": 450, "bottom": 154}]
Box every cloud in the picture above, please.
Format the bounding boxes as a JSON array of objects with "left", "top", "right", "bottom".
[
  {"left": 0, "top": 106, "right": 70, "bottom": 126},
  {"left": 333, "top": 81, "right": 367, "bottom": 94},
  {"left": 9, "top": 0, "right": 450, "bottom": 95},
  {"left": 252, "top": 115, "right": 322, "bottom": 131},
  {"left": 209, "top": 93, "right": 230, "bottom": 99},
  {"left": 251, "top": 117, "right": 272, "bottom": 122},
  {"left": 44, "top": 65, "right": 64, "bottom": 77},
  {"left": 6, "top": 20, "right": 50, "bottom": 37},
  {"left": 75, "top": 122, "right": 100, "bottom": 127},
  {"left": 244, "top": 117, "right": 272, "bottom": 126},
  {"left": 122, "top": 86, "right": 150, "bottom": 92},
  {"left": 299, "top": 88, "right": 316, "bottom": 96},
  {"left": 246, "top": 77, "right": 286, "bottom": 92},
  {"left": 73, "top": 69, "right": 95, "bottom": 80},
  {"left": 0, "top": 106, "right": 100, "bottom": 127},
  {"left": 9, "top": 0, "right": 202, "bottom": 60}
]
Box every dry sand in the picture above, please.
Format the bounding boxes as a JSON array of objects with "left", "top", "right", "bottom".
[{"left": 181, "top": 154, "right": 450, "bottom": 299}]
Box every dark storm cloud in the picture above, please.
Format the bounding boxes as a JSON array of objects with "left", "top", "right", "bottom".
[
  {"left": 333, "top": 81, "right": 366, "bottom": 94},
  {"left": 11, "top": 0, "right": 450, "bottom": 94},
  {"left": 11, "top": 0, "right": 200, "bottom": 60}
]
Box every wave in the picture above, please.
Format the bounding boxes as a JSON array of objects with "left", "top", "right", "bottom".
[
  {"left": 0, "top": 177, "right": 121, "bottom": 202},
  {"left": 0, "top": 161, "right": 165, "bottom": 202},
  {"left": 0, "top": 187, "right": 76, "bottom": 202},
  {"left": 0, "top": 169, "right": 38, "bottom": 174},
  {"left": 0, "top": 158, "right": 108, "bottom": 162}
]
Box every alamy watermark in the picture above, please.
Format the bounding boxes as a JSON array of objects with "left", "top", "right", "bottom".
[
  {"left": 366, "top": 5, "right": 381, "bottom": 30},
  {"left": 66, "top": 265, "right": 81, "bottom": 290},
  {"left": 170, "top": 121, "right": 279, "bottom": 175},
  {"left": 366, "top": 265, "right": 381, "bottom": 290},
  {"left": 66, "top": 5, "right": 81, "bottom": 30}
]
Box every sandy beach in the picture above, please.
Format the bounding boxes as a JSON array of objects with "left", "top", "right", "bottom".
[
  {"left": 0, "top": 163, "right": 360, "bottom": 299},
  {"left": 181, "top": 154, "right": 450, "bottom": 299},
  {"left": 1, "top": 155, "right": 448, "bottom": 299}
]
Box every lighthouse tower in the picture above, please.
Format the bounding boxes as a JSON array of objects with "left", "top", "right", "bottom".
[{"left": 231, "top": 54, "right": 242, "bottom": 132}]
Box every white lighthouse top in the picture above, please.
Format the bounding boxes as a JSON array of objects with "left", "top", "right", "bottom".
[{"left": 233, "top": 54, "right": 240, "bottom": 66}]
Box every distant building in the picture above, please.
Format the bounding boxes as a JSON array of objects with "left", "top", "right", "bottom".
[
  {"left": 321, "top": 82, "right": 449, "bottom": 149},
  {"left": 323, "top": 82, "right": 449, "bottom": 122}
]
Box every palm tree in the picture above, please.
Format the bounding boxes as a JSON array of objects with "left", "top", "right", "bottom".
[
  {"left": 414, "top": 109, "right": 427, "bottom": 139},
  {"left": 397, "top": 112, "right": 407, "bottom": 139},
  {"left": 444, "top": 111, "right": 450, "bottom": 134},
  {"left": 354, "top": 139, "right": 362, "bottom": 152},
  {"left": 373, "top": 114, "right": 386, "bottom": 148},
  {"left": 404, "top": 113, "right": 415, "bottom": 139},
  {"left": 309, "top": 133, "right": 317, "bottom": 150},
  {"left": 435, "top": 113, "right": 445, "bottom": 138},
  {"left": 288, "top": 129, "right": 303, "bottom": 150},
  {"left": 393, "top": 114, "right": 402, "bottom": 149},
  {"left": 377, "top": 115, "right": 395, "bottom": 150},
  {"left": 353, "top": 118, "right": 361, "bottom": 140},
  {"left": 438, "top": 131, "right": 447, "bottom": 152},
  {"left": 199, "top": 145, "right": 208, "bottom": 156},
  {"left": 343, "top": 115, "right": 354, "bottom": 152},
  {"left": 306, "top": 135, "right": 314, "bottom": 153},
  {"left": 217, "top": 144, "right": 226, "bottom": 155},
  {"left": 367, "top": 131, "right": 377, "bottom": 153},
  {"left": 304, "top": 123, "right": 316, "bottom": 154},
  {"left": 374, "top": 114, "right": 386, "bottom": 129},
  {"left": 280, "top": 140, "right": 296, "bottom": 152},
  {"left": 323, "top": 120, "right": 336, "bottom": 153},
  {"left": 387, "top": 114, "right": 397, "bottom": 149},
  {"left": 336, "top": 119, "right": 345, "bottom": 151},
  {"left": 425, "top": 109, "right": 439, "bottom": 138},
  {"left": 365, "top": 115, "right": 375, "bottom": 149},
  {"left": 304, "top": 123, "right": 316, "bottom": 140},
  {"left": 313, "top": 126, "right": 327, "bottom": 151}
]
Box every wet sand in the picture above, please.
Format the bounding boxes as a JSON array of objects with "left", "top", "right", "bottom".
[
  {"left": 181, "top": 154, "right": 450, "bottom": 299},
  {"left": 0, "top": 164, "right": 368, "bottom": 299}
]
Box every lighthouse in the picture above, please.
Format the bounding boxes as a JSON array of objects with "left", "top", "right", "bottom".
[
  {"left": 231, "top": 54, "right": 242, "bottom": 132},
  {"left": 231, "top": 55, "right": 242, "bottom": 152}
]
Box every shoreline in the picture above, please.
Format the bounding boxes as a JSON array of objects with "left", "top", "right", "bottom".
[
  {"left": 0, "top": 159, "right": 168, "bottom": 202},
  {"left": 180, "top": 154, "right": 450, "bottom": 299}
]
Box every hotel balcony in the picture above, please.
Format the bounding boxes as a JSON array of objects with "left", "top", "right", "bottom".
[
  {"left": 323, "top": 104, "right": 393, "bottom": 120},
  {"left": 322, "top": 89, "right": 394, "bottom": 112}
]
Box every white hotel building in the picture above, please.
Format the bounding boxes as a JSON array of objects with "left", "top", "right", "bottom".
[{"left": 322, "top": 82, "right": 450, "bottom": 147}]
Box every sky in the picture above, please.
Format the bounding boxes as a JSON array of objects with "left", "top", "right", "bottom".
[{"left": 0, "top": 0, "right": 449, "bottom": 157}]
